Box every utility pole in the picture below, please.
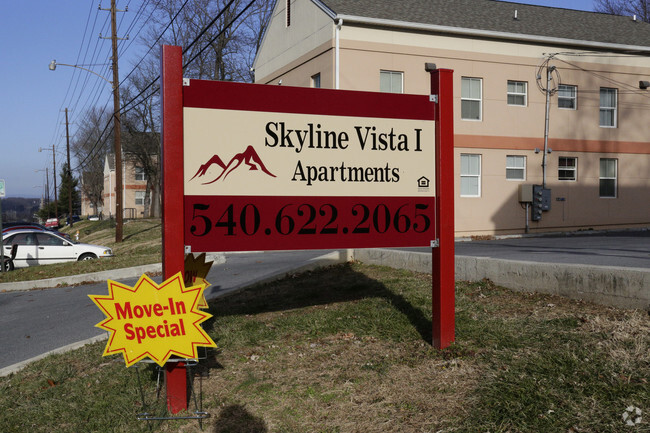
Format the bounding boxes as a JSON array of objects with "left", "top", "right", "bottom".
[
  {"left": 45, "top": 168, "right": 50, "bottom": 217},
  {"left": 100, "top": 0, "right": 128, "bottom": 242},
  {"left": 65, "top": 108, "right": 74, "bottom": 227},
  {"left": 52, "top": 144, "right": 58, "bottom": 217}
]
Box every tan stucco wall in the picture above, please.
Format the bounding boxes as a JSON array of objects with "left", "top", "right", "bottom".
[
  {"left": 455, "top": 147, "right": 649, "bottom": 235},
  {"left": 254, "top": 0, "right": 334, "bottom": 83},
  {"left": 102, "top": 163, "right": 148, "bottom": 219}
]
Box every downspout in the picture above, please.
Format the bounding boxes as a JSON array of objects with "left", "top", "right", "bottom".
[
  {"left": 110, "top": 170, "right": 113, "bottom": 218},
  {"left": 335, "top": 18, "right": 343, "bottom": 89}
]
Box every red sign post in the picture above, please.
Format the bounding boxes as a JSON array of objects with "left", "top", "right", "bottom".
[
  {"left": 160, "top": 45, "right": 455, "bottom": 413},
  {"left": 430, "top": 68, "right": 455, "bottom": 349}
]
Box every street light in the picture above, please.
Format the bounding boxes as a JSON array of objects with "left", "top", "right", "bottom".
[
  {"left": 34, "top": 169, "right": 50, "bottom": 214},
  {"left": 49, "top": 60, "right": 112, "bottom": 85},
  {"left": 49, "top": 59, "right": 124, "bottom": 242}
]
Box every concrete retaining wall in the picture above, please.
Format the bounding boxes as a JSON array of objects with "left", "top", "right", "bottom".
[{"left": 353, "top": 249, "right": 650, "bottom": 310}]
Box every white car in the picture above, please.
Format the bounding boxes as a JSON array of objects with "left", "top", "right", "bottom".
[{"left": 2, "top": 229, "right": 113, "bottom": 269}]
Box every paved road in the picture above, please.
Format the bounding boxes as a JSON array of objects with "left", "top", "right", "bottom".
[
  {"left": 403, "top": 230, "right": 650, "bottom": 269},
  {"left": 0, "top": 250, "right": 341, "bottom": 373}
]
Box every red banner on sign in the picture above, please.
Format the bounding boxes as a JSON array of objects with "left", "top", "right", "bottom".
[{"left": 185, "top": 195, "right": 435, "bottom": 252}]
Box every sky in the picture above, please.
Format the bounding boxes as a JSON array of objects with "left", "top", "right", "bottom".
[{"left": 0, "top": 0, "right": 598, "bottom": 198}]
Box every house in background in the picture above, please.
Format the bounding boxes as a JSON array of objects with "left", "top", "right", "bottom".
[
  {"left": 254, "top": 0, "right": 650, "bottom": 236},
  {"left": 102, "top": 154, "right": 153, "bottom": 219}
]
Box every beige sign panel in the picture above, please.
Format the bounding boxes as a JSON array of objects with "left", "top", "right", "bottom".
[{"left": 184, "top": 108, "right": 435, "bottom": 197}]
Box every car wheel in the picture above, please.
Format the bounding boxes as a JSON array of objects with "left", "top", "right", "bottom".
[
  {"left": 78, "top": 253, "right": 98, "bottom": 261},
  {"left": 1, "top": 257, "right": 14, "bottom": 272}
]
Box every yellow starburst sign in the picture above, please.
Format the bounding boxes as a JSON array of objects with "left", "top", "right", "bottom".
[{"left": 89, "top": 273, "right": 216, "bottom": 367}]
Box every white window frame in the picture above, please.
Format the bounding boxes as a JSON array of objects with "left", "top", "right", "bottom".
[
  {"left": 507, "top": 81, "right": 527, "bottom": 106},
  {"left": 599, "top": 88, "right": 617, "bottom": 128},
  {"left": 505, "top": 155, "right": 526, "bottom": 181},
  {"left": 460, "top": 153, "right": 481, "bottom": 197},
  {"left": 135, "top": 166, "right": 146, "bottom": 182},
  {"left": 599, "top": 158, "right": 617, "bottom": 198},
  {"left": 135, "top": 190, "right": 146, "bottom": 206},
  {"left": 558, "top": 84, "right": 577, "bottom": 110},
  {"left": 558, "top": 156, "right": 577, "bottom": 181},
  {"left": 461, "top": 77, "right": 482, "bottom": 121},
  {"left": 380, "top": 70, "right": 403, "bottom": 93}
]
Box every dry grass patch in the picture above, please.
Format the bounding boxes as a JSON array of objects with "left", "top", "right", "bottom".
[{"left": 196, "top": 338, "right": 479, "bottom": 433}]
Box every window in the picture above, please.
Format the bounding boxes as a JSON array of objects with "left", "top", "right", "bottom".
[
  {"left": 600, "top": 88, "right": 617, "bottom": 127},
  {"left": 507, "top": 81, "right": 527, "bottom": 106},
  {"left": 558, "top": 84, "right": 577, "bottom": 109},
  {"left": 599, "top": 158, "right": 617, "bottom": 198},
  {"left": 460, "top": 154, "right": 481, "bottom": 197},
  {"left": 36, "top": 232, "right": 66, "bottom": 246},
  {"left": 311, "top": 73, "right": 321, "bottom": 88},
  {"left": 506, "top": 155, "right": 526, "bottom": 180},
  {"left": 135, "top": 191, "right": 146, "bottom": 206},
  {"left": 135, "top": 166, "right": 146, "bottom": 181},
  {"left": 461, "top": 77, "right": 482, "bottom": 120},
  {"left": 380, "top": 70, "right": 403, "bottom": 93},
  {"left": 558, "top": 157, "right": 577, "bottom": 181}
]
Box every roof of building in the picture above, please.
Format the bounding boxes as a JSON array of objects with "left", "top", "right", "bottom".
[
  {"left": 317, "top": 0, "right": 650, "bottom": 49},
  {"left": 105, "top": 154, "right": 115, "bottom": 171}
]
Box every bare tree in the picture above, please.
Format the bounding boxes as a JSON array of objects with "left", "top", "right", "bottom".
[
  {"left": 71, "top": 107, "right": 113, "bottom": 215},
  {"left": 70, "top": 0, "right": 276, "bottom": 219},
  {"left": 240, "top": 0, "right": 275, "bottom": 82},
  {"left": 595, "top": 0, "right": 650, "bottom": 22},
  {"left": 121, "top": 59, "right": 162, "bottom": 218},
  {"left": 142, "top": 0, "right": 274, "bottom": 81}
]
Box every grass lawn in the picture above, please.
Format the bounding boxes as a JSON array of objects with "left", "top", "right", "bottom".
[{"left": 1, "top": 262, "right": 648, "bottom": 432}]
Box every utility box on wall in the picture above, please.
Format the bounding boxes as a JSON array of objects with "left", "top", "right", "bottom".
[
  {"left": 518, "top": 184, "right": 533, "bottom": 203},
  {"left": 532, "top": 185, "right": 552, "bottom": 220}
]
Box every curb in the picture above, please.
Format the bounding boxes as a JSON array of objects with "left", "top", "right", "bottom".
[
  {"left": 0, "top": 253, "right": 226, "bottom": 293},
  {"left": 352, "top": 249, "right": 650, "bottom": 310}
]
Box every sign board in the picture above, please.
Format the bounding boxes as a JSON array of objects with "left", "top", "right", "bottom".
[
  {"left": 182, "top": 80, "right": 436, "bottom": 252},
  {"left": 89, "top": 273, "right": 216, "bottom": 367},
  {"left": 0, "top": 179, "right": 5, "bottom": 197},
  {"left": 160, "top": 46, "right": 455, "bottom": 413}
]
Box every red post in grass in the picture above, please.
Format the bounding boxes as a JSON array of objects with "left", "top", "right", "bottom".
[
  {"left": 161, "top": 44, "right": 187, "bottom": 413},
  {"left": 430, "top": 67, "right": 455, "bottom": 349}
]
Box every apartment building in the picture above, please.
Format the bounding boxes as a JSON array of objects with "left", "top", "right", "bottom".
[
  {"left": 102, "top": 154, "right": 152, "bottom": 219},
  {"left": 253, "top": 0, "right": 650, "bottom": 236}
]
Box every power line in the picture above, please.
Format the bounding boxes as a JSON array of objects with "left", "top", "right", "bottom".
[
  {"left": 553, "top": 56, "right": 650, "bottom": 99},
  {"left": 120, "top": 0, "right": 191, "bottom": 86}
]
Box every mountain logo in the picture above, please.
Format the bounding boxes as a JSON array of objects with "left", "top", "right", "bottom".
[{"left": 190, "top": 145, "right": 276, "bottom": 184}]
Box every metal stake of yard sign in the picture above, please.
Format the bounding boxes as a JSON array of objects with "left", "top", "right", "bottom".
[
  {"left": 134, "top": 359, "right": 210, "bottom": 425},
  {"left": 160, "top": 45, "right": 456, "bottom": 412}
]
